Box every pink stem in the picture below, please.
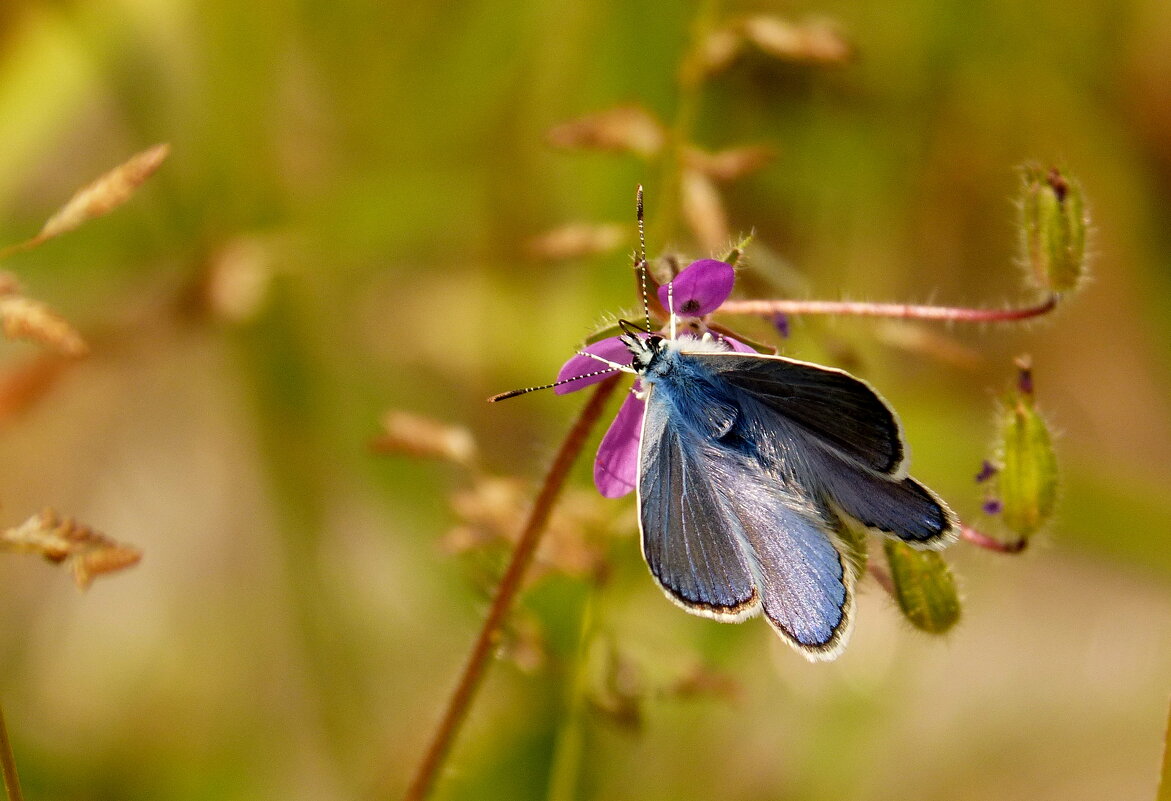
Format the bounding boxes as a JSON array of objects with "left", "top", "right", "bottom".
[
  {"left": 961, "top": 525, "right": 1027, "bottom": 554},
  {"left": 718, "top": 295, "right": 1058, "bottom": 323}
]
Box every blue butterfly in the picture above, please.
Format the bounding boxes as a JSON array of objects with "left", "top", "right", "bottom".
[
  {"left": 618, "top": 319, "right": 957, "bottom": 659},
  {"left": 493, "top": 195, "right": 957, "bottom": 661}
]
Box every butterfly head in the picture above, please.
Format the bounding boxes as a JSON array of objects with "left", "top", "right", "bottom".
[{"left": 617, "top": 319, "right": 665, "bottom": 373}]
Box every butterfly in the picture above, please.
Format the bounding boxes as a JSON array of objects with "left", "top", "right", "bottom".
[{"left": 492, "top": 188, "right": 958, "bottom": 661}]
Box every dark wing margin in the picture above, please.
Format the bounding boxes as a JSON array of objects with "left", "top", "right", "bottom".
[
  {"left": 693, "top": 352, "right": 907, "bottom": 477},
  {"left": 638, "top": 391, "right": 759, "bottom": 620}
]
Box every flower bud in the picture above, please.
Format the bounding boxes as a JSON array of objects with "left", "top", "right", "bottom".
[
  {"left": 995, "top": 358, "right": 1058, "bottom": 539},
  {"left": 741, "top": 16, "right": 853, "bottom": 64},
  {"left": 546, "top": 106, "right": 663, "bottom": 158},
  {"left": 1020, "top": 164, "right": 1088, "bottom": 293}
]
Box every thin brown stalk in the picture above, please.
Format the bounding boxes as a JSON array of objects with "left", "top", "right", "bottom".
[
  {"left": 0, "top": 702, "right": 25, "bottom": 801},
  {"left": 718, "top": 294, "right": 1058, "bottom": 323},
  {"left": 960, "top": 525, "right": 1027, "bottom": 554},
  {"left": 0, "top": 237, "right": 45, "bottom": 262},
  {"left": 400, "top": 376, "right": 621, "bottom": 801},
  {"left": 1158, "top": 696, "right": 1171, "bottom": 801}
]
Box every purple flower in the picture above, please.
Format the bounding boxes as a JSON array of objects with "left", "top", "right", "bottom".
[{"left": 556, "top": 259, "right": 751, "bottom": 498}]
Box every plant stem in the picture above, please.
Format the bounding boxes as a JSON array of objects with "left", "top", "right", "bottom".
[
  {"left": 0, "top": 702, "right": 25, "bottom": 801},
  {"left": 718, "top": 294, "right": 1058, "bottom": 323},
  {"left": 401, "top": 376, "right": 621, "bottom": 801},
  {"left": 0, "top": 235, "right": 47, "bottom": 263},
  {"left": 960, "top": 525, "right": 1027, "bottom": 554}
]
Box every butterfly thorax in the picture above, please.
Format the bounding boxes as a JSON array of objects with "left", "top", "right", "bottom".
[
  {"left": 621, "top": 328, "right": 734, "bottom": 376},
  {"left": 634, "top": 342, "right": 743, "bottom": 441}
]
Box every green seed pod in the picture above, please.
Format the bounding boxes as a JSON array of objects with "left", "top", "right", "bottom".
[
  {"left": 883, "top": 540, "right": 961, "bottom": 634},
  {"left": 1020, "top": 164, "right": 1088, "bottom": 293},
  {"left": 996, "top": 359, "right": 1058, "bottom": 539}
]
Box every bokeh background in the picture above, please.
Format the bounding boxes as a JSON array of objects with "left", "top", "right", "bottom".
[{"left": 0, "top": 1, "right": 1169, "bottom": 800}]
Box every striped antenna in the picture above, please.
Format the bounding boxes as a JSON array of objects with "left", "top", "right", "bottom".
[
  {"left": 636, "top": 185, "right": 651, "bottom": 332},
  {"left": 489, "top": 185, "right": 652, "bottom": 404},
  {"left": 487, "top": 365, "right": 621, "bottom": 402}
]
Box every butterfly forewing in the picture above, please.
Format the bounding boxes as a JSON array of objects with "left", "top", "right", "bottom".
[
  {"left": 690, "top": 350, "right": 957, "bottom": 548},
  {"left": 638, "top": 392, "right": 759, "bottom": 620},
  {"left": 695, "top": 352, "right": 907, "bottom": 476}
]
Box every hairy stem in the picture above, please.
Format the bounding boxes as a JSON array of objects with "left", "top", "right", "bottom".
[
  {"left": 719, "top": 294, "right": 1058, "bottom": 323},
  {"left": 867, "top": 562, "right": 895, "bottom": 596},
  {"left": 0, "top": 702, "right": 25, "bottom": 801},
  {"left": 401, "top": 377, "right": 621, "bottom": 801}
]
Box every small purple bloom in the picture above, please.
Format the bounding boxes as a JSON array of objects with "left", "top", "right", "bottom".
[
  {"left": 982, "top": 498, "right": 1003, "bottom": 516},
  {"left": 974, "top": 460, "right": 998, "bottom": 483},
  {"left": 656, "top": 258, "right": 735, "bottom": 317},
  {"left": 771, "top": 312, "right": 790, "bottom": 339},
  {"left": 1016, "top": 363, "right": 1034, "bottom": 397},
  {"left": 719, "top": 335, "right": 758, "bottom": 354},
  {"left": 558, "top": 259, "right": 749, "bottom": 497}
]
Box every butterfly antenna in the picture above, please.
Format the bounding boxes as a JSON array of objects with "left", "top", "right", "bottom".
[
  {"left": 636, "top": 185, "right": 651, "bottom": 333},
  {"left": 488, "top": 367, "right": 622, "bottom": 402}
]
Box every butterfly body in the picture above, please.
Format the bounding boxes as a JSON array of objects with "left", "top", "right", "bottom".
[{"left": 625, "top": 332, "right": 957, "bottom": 660}]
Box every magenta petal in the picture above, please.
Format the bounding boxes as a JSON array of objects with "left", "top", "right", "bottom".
[
  {"left": 555, "top": 336, "right": 632, "bottom": 394},
  {"left": 675, "top": 332, "right": 757, "bottom": 354},
  {"left": 657, "top": 259, "right": 735, "bottom": 317},
  {"left": 594, "top": 391, "right": 644, "bottom": 498},
  {"left": 720, "top": 335, "right": 757, "bottom": 353}
]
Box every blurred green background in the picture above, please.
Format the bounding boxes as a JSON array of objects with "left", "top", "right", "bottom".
[{"left": 0, "top": 1, "right": 1169, "bottom": 800}]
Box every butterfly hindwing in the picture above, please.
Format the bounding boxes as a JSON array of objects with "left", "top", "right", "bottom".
[
  {"left": 813, "top": 455, "right": 959, "bottom": 548},
  {"left": 700, "top": 439, "right": 855, "bottom": 658}
]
